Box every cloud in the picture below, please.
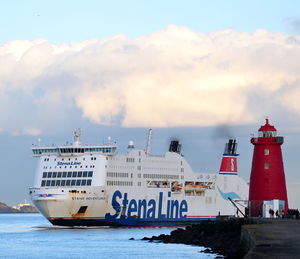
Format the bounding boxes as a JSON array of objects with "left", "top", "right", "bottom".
[
  {"left": 1, "top": 25, "right": 300, "bottom": 134},
  {"left": 284, "top": 17, "right": 300, "bottom": 34},
  {"left": 12, "top": 128, "right": 41, "bottom": 136}
]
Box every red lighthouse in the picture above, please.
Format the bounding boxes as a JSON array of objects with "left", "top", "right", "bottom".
[{"left": 249, "top": 119, "right": 289, "bottom": 216}]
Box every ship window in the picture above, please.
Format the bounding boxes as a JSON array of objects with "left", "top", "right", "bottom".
[
  {"left": 264, "top": 149, "right": 270, "bottom": 155},
  {"left": 83, "top": 171, "right": 88, "bottom": 177},
  {"left": 71, "top": 180, "right": 76, "bottom": 186},
  {"left": 62, "top": 172, "right": 67, "bottom": 178},
  {"left": 42, "top": 172, "right": 47, "bottom": 178},
  {"left": 46, "top": 180, "right": 51, "bottom": 186},
  {"left": 56, "top": 180, "right": 61, "bottom": 186},
  {"left": 67, "top": 171, "right": 72, "bottom": 177},
  {"left": 88, "top": 171, "right": 93, "bottom": 177},
  {"left": 66, "top": 180, "right": 71, "bottom": 186},
  {"left": 76, "top": 180, "right": 81, "bottom": 186},
  {"left": 87, "top": 179, "right": 92, "bottom": 186},
  {"left": 81, "top": 179, "right": 86, "bottom": 186},
  {"left": 264, "top": 162, "right": 270, "bottom": 169},
  {"left": 61, "top": 180, "right": 66, "bottom": 186},
  {"left": 47, "top": 172, "right": 52, "bottom": 178},
  {"left": 41, "top": 180, "right": 46, "bottom": 187},
  {"left": 52, "top": 172, "right": 57, "bottom": 178},
  {"left": 57, "top": 172, "right": 62, "bottom": 178},
  {"left": 77, "top": 171, "right": 82, "bottom": 177},
  {"left": 72, "top": 171, "right": 77, "bottom": 177},
  {"left": 51, "top": 180, "right": 55, "bottom": 186}
]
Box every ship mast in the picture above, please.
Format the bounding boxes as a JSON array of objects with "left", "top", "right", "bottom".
[
  {"left": 145, "top": 128, "right": 152, "bottom": 155},
  {"left": 74, "top": 128, "right": 81, "bottom": 147}
]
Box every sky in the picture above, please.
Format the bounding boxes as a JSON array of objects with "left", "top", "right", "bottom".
[{"left": 1, "top": 0, "right": 300, "bottom": 208}]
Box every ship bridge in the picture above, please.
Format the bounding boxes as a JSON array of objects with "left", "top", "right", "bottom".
[
  {"left": 32, "top": 145, "right": 117, "bottom": 157},
  {"left": 32, "top": 129, "right": 117, "bottom": 157}
]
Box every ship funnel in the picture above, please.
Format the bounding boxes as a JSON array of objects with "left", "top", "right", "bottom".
[
  {"left": 224, "top": 139, "right": 237, "bottom": 155},
  {"left": 169, "top": 139, "right": 181, "bottom": 154},
  {"left": 219, "top": 139, "right": 238, "bottom": 175}
]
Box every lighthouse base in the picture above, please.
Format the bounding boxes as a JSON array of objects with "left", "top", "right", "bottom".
[{"left": 249, "top": 199, "right": 285, "bottom": 217}]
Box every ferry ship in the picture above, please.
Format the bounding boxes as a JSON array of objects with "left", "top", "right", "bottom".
[{"left": 29, "top": 129, "right": 248, "bottom": 226}]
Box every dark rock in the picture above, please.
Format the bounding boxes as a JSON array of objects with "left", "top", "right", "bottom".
[
  {"left": 129, "top": 237, "right": 134, "bottom": 240},
  {"left": 202, "top": 248, "right": 214, "bottom": 253},
  {"left": 142, "top": 218, "right": 254, "bottom": 258}
]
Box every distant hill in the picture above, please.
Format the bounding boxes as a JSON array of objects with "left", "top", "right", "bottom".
[
  {"left": 0, "top": 202, "right": 38, "bottom": 213},
  {"left": 0, "top": 202, "right": 20, "bottom": 213}
]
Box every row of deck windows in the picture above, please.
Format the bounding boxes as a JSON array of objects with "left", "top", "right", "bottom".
[
  {"left": 41, "top": 179, "right": 92, "bottom": 187},
  {"left": 33, "top": 149, "right": 59, "bottom": 154},
  {"left": 107, "top": 172, "right": 129, "bottom": 178},
  {"left": 33, "top": 147, "right": 116, "bottom": 155},
  {"left": 107, "top": 181, "right": 133, "bottom": 186},
  {"left": 42, "top": 171, "right": 93, "bottom": 178},
  {"left": 143, "top": 174, "right": 179, "bottom": 179}
]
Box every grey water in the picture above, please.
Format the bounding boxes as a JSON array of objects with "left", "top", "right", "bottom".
[{"left": 0, "top": 214, "right": 220, "bottom": 259}]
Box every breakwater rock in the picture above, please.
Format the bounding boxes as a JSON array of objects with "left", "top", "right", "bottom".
[
  {"left": 143, "top": 218, "right": 300, "bottom": 258},
  {"left": 143, "top": 218, "right": 256, "bottom": 258}
]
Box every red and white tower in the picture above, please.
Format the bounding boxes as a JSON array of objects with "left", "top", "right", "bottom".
[
  {"left": 249, "top": 119, "right": 289, "bottom": 216},
  {"left": 219, "top": 139, "right": 238, "bottom": 175}
]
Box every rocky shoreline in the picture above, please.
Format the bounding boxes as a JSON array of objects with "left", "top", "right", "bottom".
[{"left": 142, "top": 218, "right": 257, "bottom": 258}]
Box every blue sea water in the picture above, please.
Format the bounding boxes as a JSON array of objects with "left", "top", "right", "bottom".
[{"left": 0, "top": 214, "right": 220, "bottom": 259}]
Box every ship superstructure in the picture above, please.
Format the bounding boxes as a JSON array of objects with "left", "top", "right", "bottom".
[{"left": 29, "top": 129, "right": 248, "bottom": 226}]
